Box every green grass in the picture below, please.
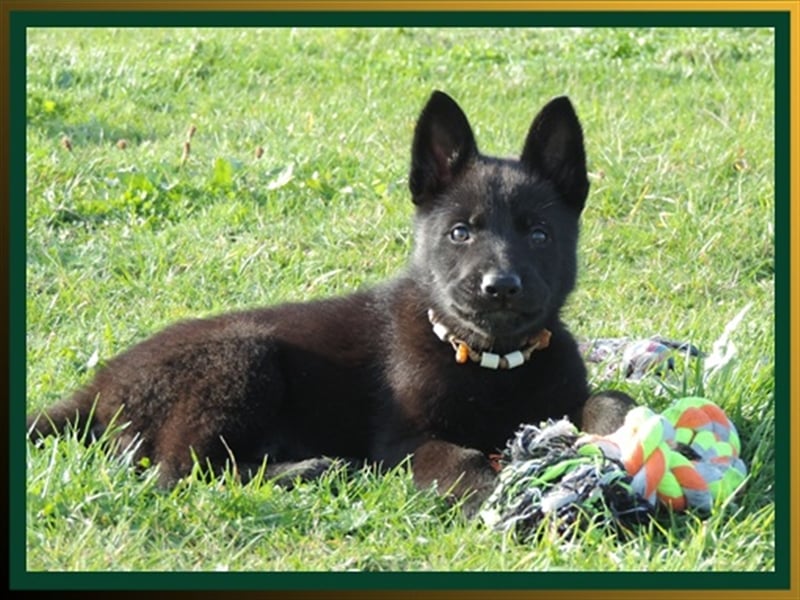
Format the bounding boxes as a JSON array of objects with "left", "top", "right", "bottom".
[{"left": 24, "top": 27, "right": 775, "bottom": 574}]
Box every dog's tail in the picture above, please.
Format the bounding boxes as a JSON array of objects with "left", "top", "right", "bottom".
[{"left": 26, "top": 388, "right": 101, "bottom": 444}]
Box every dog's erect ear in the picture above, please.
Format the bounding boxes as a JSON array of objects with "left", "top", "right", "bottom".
[
  {"left": 409, "top": 91, "right": 478, "bottom": 205},
  {"left": 520, "top": 96, "right": 589, "bottom": 212}
]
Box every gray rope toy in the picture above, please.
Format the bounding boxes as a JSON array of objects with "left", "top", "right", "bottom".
[{"left": 479, "top": 419, "right": 654, "bottom": 540}]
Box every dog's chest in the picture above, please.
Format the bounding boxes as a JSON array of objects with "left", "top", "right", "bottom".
[{"left": 387, "top": 339, "right": 560, "bottom": 450}]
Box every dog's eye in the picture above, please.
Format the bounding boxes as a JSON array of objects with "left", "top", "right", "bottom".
[
  {"left": 530, "top": 227, "right": 549, "bottom": 245},
  {"left": 449, "top": 225, "right": 471, "bottom": 243}
]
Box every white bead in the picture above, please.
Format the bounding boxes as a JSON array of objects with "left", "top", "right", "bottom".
[
  {"left": 504, "top": 351, "right": 525, "bottom": 369},
  {"left": 432, "top": 322, "right": 449, "bottom": 341},
  {"left": 480, "top": 352, "right": 501, "bottom": 369}
]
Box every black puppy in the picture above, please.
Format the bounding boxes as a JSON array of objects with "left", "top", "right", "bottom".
[{"left": 28, "top": 91, "right": 632, "bottom": 514}]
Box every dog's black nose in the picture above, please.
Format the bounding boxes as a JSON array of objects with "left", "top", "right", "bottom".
[{"left": 481, "top": 272, "right": 522, "bottom": 299}]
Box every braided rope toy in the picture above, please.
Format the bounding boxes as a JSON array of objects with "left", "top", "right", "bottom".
[{"left": 480, "top": 397, "right": 748, "bottom": 539}]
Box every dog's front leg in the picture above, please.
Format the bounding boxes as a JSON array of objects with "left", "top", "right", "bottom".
[{"left": 411, "top": 439, "right": 497, "bottom": 517}]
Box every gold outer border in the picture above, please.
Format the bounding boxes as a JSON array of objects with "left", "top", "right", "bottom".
[
  {"left": 1, "top": 0, "right": 799, "bottom": 10},
  {"left": 2, "top": 1, "right": 797, "bottom": 598}
]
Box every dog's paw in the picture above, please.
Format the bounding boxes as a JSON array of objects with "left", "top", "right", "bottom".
[
  {"left": 458, "top": 479, "right": 497, "bottom": 520},
  {"left": 411, "top": 441, "right": 498, "bottom": 518},
  {"left": 579, "top": 390, "right": 637, "bottom": 435}
]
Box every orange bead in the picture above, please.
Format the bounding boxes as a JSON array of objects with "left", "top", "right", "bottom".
[
  {"left": 533, "top": 329, "right": 552, "bottom": 349},
  {"left": 455, "top": 343, "right": 469, "bottom": 364}
]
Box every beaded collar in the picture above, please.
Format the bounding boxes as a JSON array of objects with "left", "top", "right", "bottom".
[{"left": 427, "top": 309, "right": 551, "bottom": 370}]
